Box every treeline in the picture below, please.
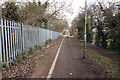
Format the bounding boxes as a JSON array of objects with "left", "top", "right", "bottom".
[
  {"left": 2, "top": 1, "right": 68, "bottom": 32},
  {"left": 71, "top": 1, "right": 120, "bottom": 54}
]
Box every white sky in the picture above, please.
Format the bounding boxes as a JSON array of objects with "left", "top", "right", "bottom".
[{"left": 67, "top": 0, "right": 96, "bottom": 26}]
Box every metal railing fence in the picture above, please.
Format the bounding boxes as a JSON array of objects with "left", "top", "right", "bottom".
[{"left": 0, "top": 18, "right": 61, "bottom": 66}]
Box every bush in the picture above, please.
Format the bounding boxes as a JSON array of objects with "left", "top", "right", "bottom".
[
  {"left": 45, "top": 39, "right": 52, "bottom": 45},
  {"left": 28, "top": 47, "right": 33, "bottom": 54},
  {"left": 110, "top": 41, "right": 120, "bottom": 55}
]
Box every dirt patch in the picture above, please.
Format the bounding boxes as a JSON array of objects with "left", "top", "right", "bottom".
[{"left": 30, "top": 38, "right": 62, "bottom": 78}]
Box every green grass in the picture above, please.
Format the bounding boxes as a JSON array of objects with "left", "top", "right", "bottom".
[
  {"left": 62, "top": 35, "right": 74, "bottom": 37},
  {"left": 88, "top": 52, "right": 119, "bottom": 78}
]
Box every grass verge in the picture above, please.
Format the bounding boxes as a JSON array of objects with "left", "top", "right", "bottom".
[{"left": 87, "top": 52, "right": 119, "bottom": 78}]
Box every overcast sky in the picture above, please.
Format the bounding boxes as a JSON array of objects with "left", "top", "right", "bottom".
[
  {"left": 69, "top": 0, "right": 96, "bottom": 19},
  {"left": 67, "top": 0, "right": 96, "bottom": 26}
]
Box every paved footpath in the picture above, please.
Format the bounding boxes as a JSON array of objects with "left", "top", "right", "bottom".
[
  {"left": 48, "top": 37, "right": 106, "bottom": 78},
  {"left": 30, "top": 37, "right": 107, "bottom": 78}
]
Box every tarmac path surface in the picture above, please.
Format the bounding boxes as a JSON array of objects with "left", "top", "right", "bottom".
[{"left": 50, "top": 37, "right": 107, "bottom": 78}]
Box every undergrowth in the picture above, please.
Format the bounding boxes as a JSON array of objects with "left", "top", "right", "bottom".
[
  {"left": 88, "top": 52, "right": 119, "bottom": 78},
  {"left": 2, "top": 39, "right": 52, "bottom": 69}
]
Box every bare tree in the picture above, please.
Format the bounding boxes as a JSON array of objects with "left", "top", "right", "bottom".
[{"left": 46, "top": 0, "right": 73, "bottom": 20}]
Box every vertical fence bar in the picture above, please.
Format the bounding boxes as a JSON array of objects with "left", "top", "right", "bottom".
[
  {"left": 4, "top": 19, "right": 9, "bottom": 65},
  {"left": 16, "top": 23, "right": 19, "bottom": 55},
  {"left": 1, "top": 18, "right": 5, "bottom": 62},
  {"left": 16, "top": 23, "right": 18, "bottom": 55},
  {"left": 38, "top": 28, "right": 39, "bottom": 46},
  {"left": 39, "top": 28, "right": 40, "bottom": 46},
  {"left": 20, "top": 23, "right": 23, "bottom": 51},
  {"left": 45, "top": 29, "right": 47, "bottom": 42},
  {"left": 10, "top": 21, "right": 13, "bottom": 61},
  {"left": 22, "top": 24, "right": 24, "bottom": 51},
  {"left": 0, "top": 27, "right": 2, "bottom": 62},
  {"left": 40, "top": 28, "right": 42, "bottom": 46},
  {"left": 7, "top": 20, "right": 11, "bottom": 62},
  {"left": 14, "top": 23, "right": 17, "bottom": 57},
  {"left": 51, "top": 31, "right": 52, "bottom": 40},
  {"left": 19, "top": 23, "right": 21, "bottom": 53},
  {"left": 40, "top": 28, "right": 42, "bottom": 45},
  {"left": 44, "top": 29, "right": 45, "bottom": 43},
  {"left": 13, "top": 21, "right": 15, "bottom": 59},
  {"left": 46, "top": 29, "right": 47, "bottom": 41}
]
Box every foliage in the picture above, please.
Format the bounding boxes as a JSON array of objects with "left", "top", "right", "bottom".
[
  {"left": 49, "top": 19, "right": 68, "bottom": 32},
  {"left": 28, "top": 47, "right": 33, "bottom": 55},
  {"left": 71, "top": 1, "right": 120, "bottom": 54},
  {"left": 19, "top": 2, "right": 48, "bottom": 27},
  {"left": 70, "top": 14, "right": 84, "bottom": 39},
  {"left": 109, "top": 13, "right": 120, "bottom": 54},
  {"left": 45, "top": 39, "right": 52, "bottom": 45},
  {"left": 2, "top": 2, "right": 20, "bottom": 21},
  {"left": 2, "top": 1, "right": 70, "bottom": 32}
]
